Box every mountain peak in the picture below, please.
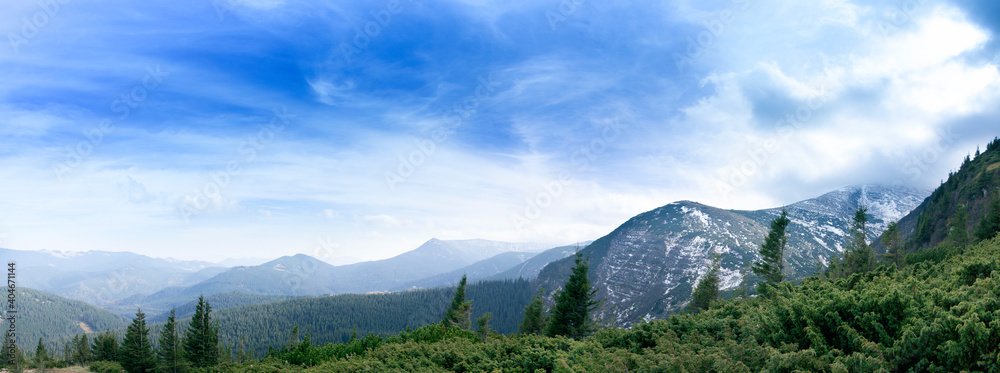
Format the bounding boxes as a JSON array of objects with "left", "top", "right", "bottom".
[
  {"left": 262, "top": 253, "right": 330, "bottom": 269},
  {"left": 535, "top": 183, "right": 930, "bottom": 325}
]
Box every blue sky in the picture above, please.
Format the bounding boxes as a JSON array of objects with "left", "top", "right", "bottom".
[{"left": 1, "top": 0, "right": 998, "bottom": 262}]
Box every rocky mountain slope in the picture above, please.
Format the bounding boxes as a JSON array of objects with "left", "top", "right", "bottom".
[{"left": 534, "top": 184, "right": 928, "bottom": 325}]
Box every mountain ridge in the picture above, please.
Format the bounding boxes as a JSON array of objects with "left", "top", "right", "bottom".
[{"left": 533, "top": 183, "right": 929, "bottom": 325}]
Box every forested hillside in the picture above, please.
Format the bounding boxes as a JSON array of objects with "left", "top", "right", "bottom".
[
  {"left": 147, "top": 292, "right": 298, "bottom": 323},
  {"left": 9, "top": 288, "right": 130, "bottom": 350},
  {"left": 267, "top": 235, "right": 1000, "bottom": 372},
  {"left": 900, "top": 137, "right": 1000, "bottom": 250},
  {"left": 108, "top": 278, "right": 533, "bottom": 358}
]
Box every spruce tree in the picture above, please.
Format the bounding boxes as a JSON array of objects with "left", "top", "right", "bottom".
[
  {"left": 843, "top": 206, "right": 875, "bottom": 275},
  {"left": 121, "top": 309, "right": 156, "bottom": 373},
  {"left": 752, "top": 209, "right": 791, "bottom": 295},
  {"left": 157, "top": 309, "right": 184, "bottom": 373},
  {"left": 475, "top": 312, "right": 493, "bottom": 342},
  {"left": 35, "top": 338, "right": 47, "bottom": 367},
  {"left": 881, "top": 221, "right": 904, "bottom": 268},
  {"left": 442, "top": 275, "right": 472, "bottom": 329},
  {"left": 91, "top": 331, "right": 118, "bottom": 362},
  {"left": 519, "top": 291, "right": 546, "bottom": 335},
  {"left": 546, "top": 252, "right": 598, "bottom": 339},
  {"left": 974, "top": 193, "right": 1000, "bottom": 241},
  {"left": 690, "top": 255, "right": 721, "bottom": 311},
  {"left": 65, "top": 340, "right": 73, "bottom": 366},
  {"left": 184, "top": 296, "right": 220, "bottom": 368}
]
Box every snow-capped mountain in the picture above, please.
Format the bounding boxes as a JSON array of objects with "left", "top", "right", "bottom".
[{"left": 533, "top": 184, "right": 929, "bottom": 325}]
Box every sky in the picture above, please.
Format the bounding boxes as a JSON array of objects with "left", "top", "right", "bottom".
[{"left": 1, "top": 0, "right": 998, "bottom": 263}]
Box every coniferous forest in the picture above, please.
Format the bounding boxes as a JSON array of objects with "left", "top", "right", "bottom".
[{"left": 8, "top": 139, "right": 1000, "bottom": 372}]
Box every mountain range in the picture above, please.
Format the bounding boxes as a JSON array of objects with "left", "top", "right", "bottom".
[
  {"left": 109, "top": 239, "right": 551, "bottom": 315},
  {"left": 6, "top": 183, "right": 932, "bottom": 337},
  {"left": 534, "top": 184, "right": 929, "bottom": 325},
  {"left": 0, "top": 248, "right": 227, "bottom": 311}
]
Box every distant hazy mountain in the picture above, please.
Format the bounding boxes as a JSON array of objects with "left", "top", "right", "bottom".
[
  {"left": 534, "top": 184, "right": 929, "bottom": 325},
  {"left": 491, "top": 242, "right": 590, "bottom": 281},
  {"left": 397, "top": 251, "right": 539, "bottom": 290},
  {"left": 0, "top": 248, "right": 227, "bottom": 309},
  {"left": 324, "top": 238, "right": 548, "bottom": 293},
  {"left": 214, "top": 257, "right": 271, "bottom": 267},
  {"left": 121, "top": 239, "right": 547, "bottom": 314}
]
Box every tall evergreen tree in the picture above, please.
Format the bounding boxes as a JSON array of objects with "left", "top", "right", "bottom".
[
  {"left": 475, "top": 312, "right": 493, "bottom": 342},
  {"left": 442, "top": 275, "right": 472, "bottom": 329},
  {"left": 121, "top": 309, "right": 156, "bottom": 373},
  {"left": 752, "top": 209, "right": 791, "bottom": 295},
  {"left": 91, "top": 331, "right": 118, "bottom": 362},
  {"left": 546, "top": 252, "right": 599, "bottom": 339},
  {"left": 65, "top": 340, "right": 73, "bottom": 365},
  {"left": 842, "top": 206, "right": 875, "bottom": 275},
  {"left": 690, "top": 255, "right": 721, "bottom": 311},
  {"left": 519, "top": 291, "right": 546, "bottom": 335},
  {"left": 974, "top": 193, "right": 1000, "bottom": 241},
  {"left": 184, "top": 296, "right": 220, "bottom": 368},
  {"left": 157, "top": 309, "right": 184, "bottom": 373},
  {"left": 881, "top": 221, "right": 904, "bottom": 268},
  {"left": 35, "top": 338, "right": 47, "bottom": 367}
]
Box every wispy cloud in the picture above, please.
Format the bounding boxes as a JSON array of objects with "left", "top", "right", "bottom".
[{"left": 1, "top": 0, "right": 997, "bottom": 261}]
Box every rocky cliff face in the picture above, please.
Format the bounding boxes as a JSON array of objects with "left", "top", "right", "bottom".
[{"left": 534, "top": 184, "right": 928, "bottom": 325}]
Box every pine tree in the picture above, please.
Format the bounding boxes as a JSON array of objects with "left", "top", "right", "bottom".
[
  {"left": 839, "top": 206, "right": 875, "bottom": 276},
  {"left": 519, "top": 291, "right": 546, "bottom": 335},
  {"left": 546, "top": 252, "right": 599, "bottom": 339},
  {"left": 91, "top": 331, "right": 118, "bottom": 362},
  {"left": 35, "top": 338, "right": 47, "bottom": 367},
  {"left": 442, "top": 275, "right": 472, "bottom": 329},
  {"left": 690, "top": 255, "right": 721, "bottom": 311},
  {"left": 974, "top": 193, "right": 1000, "bottom": 241},
  {"left": 752, "top": 209, "right": 791, "bottom": 295},
  {"left": 881, "top": 221, "right": 904, "bottom": 268},
  {"left": 475, "top": 312, "right": 493, "bottom": 342},
  {"left": 184, "top": 296, "right": 220, "bottom": 368},
  {"left": 157, "top": 309, "right": 184, "bottom": 373},
  {"left": 121, "top": 309, "right": 156, "bottom": 373}
]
